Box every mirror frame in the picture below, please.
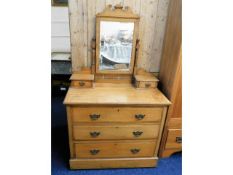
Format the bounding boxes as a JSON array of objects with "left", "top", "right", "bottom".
[{"left": 95, "top": 5, "right": 140, "bottom": 74}]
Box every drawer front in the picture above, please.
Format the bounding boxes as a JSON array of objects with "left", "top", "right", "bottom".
[
  {"left": 72, "top": 107, "right": 163, "bottom": 122},
  {"left": 71, "top": 81, "right": 93, "bottom": 88},
  {"left": 165, "top": 129, "right": 182, "bottom": 149},
  {"left": 75, "top": 140, "right": 156, "bottom": 158},
  {"left": 73, "top": 124, "right": 160, "bottom": 140},
  {"left": 137, "top": 81, "right": 157, "bottom": 88}
]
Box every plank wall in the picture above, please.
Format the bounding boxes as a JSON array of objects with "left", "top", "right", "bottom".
[{"left": 68, "top": 0, "right": 170, "bottom": 72}]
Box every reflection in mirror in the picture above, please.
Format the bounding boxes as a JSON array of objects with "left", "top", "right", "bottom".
[{"left": 99, "top": 21, "right": 134, "bottom": 71}]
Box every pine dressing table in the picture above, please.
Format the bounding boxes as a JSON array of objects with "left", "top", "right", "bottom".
[{"left": 64, "top": 5, "right": 170, "bottom": 169}]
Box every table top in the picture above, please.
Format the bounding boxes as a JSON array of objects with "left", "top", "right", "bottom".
[{"left": 64, "top": 84, "right": 170, "bottom": 106}]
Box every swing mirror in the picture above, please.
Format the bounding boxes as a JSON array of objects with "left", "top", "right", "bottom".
[{"left": 96, "top": 5, "right": 139, "bottom": 74}]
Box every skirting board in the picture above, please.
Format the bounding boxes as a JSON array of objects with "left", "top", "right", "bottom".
[{"left": 70, "top": 157, "right": 158, "bottom": 169}]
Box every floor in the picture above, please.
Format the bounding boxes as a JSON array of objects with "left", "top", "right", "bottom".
[{"left": 52, "top": 96, "right": 182, "bottom": 175}]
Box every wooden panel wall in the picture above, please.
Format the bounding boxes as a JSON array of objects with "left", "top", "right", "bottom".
[{"left": 68, "top": 0, "right": 170, "bottom": 72}]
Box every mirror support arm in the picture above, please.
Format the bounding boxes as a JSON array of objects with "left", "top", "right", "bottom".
[
  {"left": 133, "top": 39, "right": 140, "bottom": 75},
  {"left": 91, "top": 38, "right": 96, "bottom": 74}
]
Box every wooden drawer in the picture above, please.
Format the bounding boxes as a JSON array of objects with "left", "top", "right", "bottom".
[
  {"left": 75, "top": 140, "right": 156, "bottom": 158},
  {"left": 136, "top": 81, "right": 158, "bottom": 88},
  {"left": 71, "top": 107, "right": 163, "bottom": 123},
  {"left": 165, "top": 129, "right": 182, "bottom": 149},
  {"left": 71, "top": 80, "right": 93, "bottom": 88},
  {"left": 73, "top": 124, "right": 160, "bottom": 140},
  {"left": 134, "top": 74, "right": 159, "bottom": 89}
]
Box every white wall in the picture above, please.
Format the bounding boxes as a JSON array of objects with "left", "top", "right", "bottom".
[{"left": 51, "top": 7, "right": 70, "bottom": 53}]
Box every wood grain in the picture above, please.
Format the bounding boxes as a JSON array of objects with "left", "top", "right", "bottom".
[
  {"left": 137, "top": 0, "right": 159, "bottom": 70},
  {"left": 95, "top": 74, "right": 132, "bottom": 83},
  {"left": 66, "top": 107, "right": 74, "bottom": 158},
  {"left": 159, "top": 0, "right": 182, "bottom": 99},
  {"left": 154, "top": 107, "right": 168, "bottom": 155},
  {"left": 168, "top": 118, "right": 182, "bottom": 129},
  {"left": 87, "top": 0, "right": 96, "bottom": 66},
  {"left": 70, "top": 81, "right": 93, "bottom": 88},
  {"left": 68, "top": 0, "right": 88, "bottom": 70},
  {"left": 136, "top": 81, "right": 158, "bottom": 89},
  {"left": 68, "top": 0, "right": 171, "bottom": 72},
  {"left": 75, "top": 140, "right": 156, "bottom": 158},
  {"left": 165, "top": 129, "right": 182, "bottom": 149},
  {"left": 64, "top": 85, "right": 171, "bottom": 106},
  {"left": 134, "top": 74, "right": 159, "bottom": 82},
  {"left": 150, "top": 0, "right": 170, "bottom": 72},
  {"left": 134, "top": 72, "right": 159, "bottom": 88},
  {"left": 72, "top": 123, "right": 160, "bottom": 140},
  {"left": 158, "top": 0, "right": 182, "bottom": 158},
  {"left": 70, "top": 157, "right": 158, "bottom": 169},
  {"left": 71, "top": 106, "right": 163, "bottom": 123},
  {"left": 70, "top": 74, "right": 94, "bottom": 80}
]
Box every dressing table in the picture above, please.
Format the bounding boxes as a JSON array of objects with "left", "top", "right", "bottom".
[{"left": 64, "top": 5, "right": 170, "bottom": 169}]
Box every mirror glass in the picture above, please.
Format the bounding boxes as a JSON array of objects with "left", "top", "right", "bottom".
[{"left": 99, "top": 21, "right": 134, "bottom": 71}]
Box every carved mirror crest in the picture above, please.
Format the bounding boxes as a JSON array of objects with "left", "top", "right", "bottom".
[{"left": 96, "top": 5, "right": 140, "bottom": 74}]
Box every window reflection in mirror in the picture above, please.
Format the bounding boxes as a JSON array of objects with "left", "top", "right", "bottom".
[{"left": 99, "top": 21, "right": 134, "bottom": 71}]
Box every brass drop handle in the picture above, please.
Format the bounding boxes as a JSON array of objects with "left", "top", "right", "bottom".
[
  {"left": 176, "top": 137, "right": 182, "bottom": 143},
  {"left": 131, "top": 148, "right": 140, "bottom": 154},
  {"left": 90, "top": 131, "right": 100, "bottom": 138},
  {"left": 133, "top": 131, "right": 143, "bottom": 137},
  {"left": 135, "top": 114, "right": 145, "bottom": 120},
  {"left": 90, "top": 149, "right": 100, "bottom": 155},
  {"left": 89, "top": 114, "right": 100, "bottom": 120},
  {"left": 79, "top": 81, "right": 85, "bottom": 86},
  {"left": 145, "top": 83, "right": 151, "bottom": 88}
]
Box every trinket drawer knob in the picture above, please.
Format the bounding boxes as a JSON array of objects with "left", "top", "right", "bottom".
[
  {"left": 130, "top": 148, "right": 140, "bottom": 154},
  {"left": 176, "top": 137, "right": 182, "bottom": 143},
  {"left": 79, "top": 81, "right": 85, "bottom": 86},
  {"left": 132, "top": 131, "right": 143, "bottom": 137},
  {"left": 89, "top": 114, "right": 101, "bottom": 120},
  {"left": 145, "top": 83, "right": 151, "bottom": 88},
  {"left": 90, "top": 149, "right": 100, "bottom": 155},
  {"left": 90, "top": 131, "right": 100, "bottom": 138},
  {"left": 135, "top": 114, "right": 145, "bottom": 120}
]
